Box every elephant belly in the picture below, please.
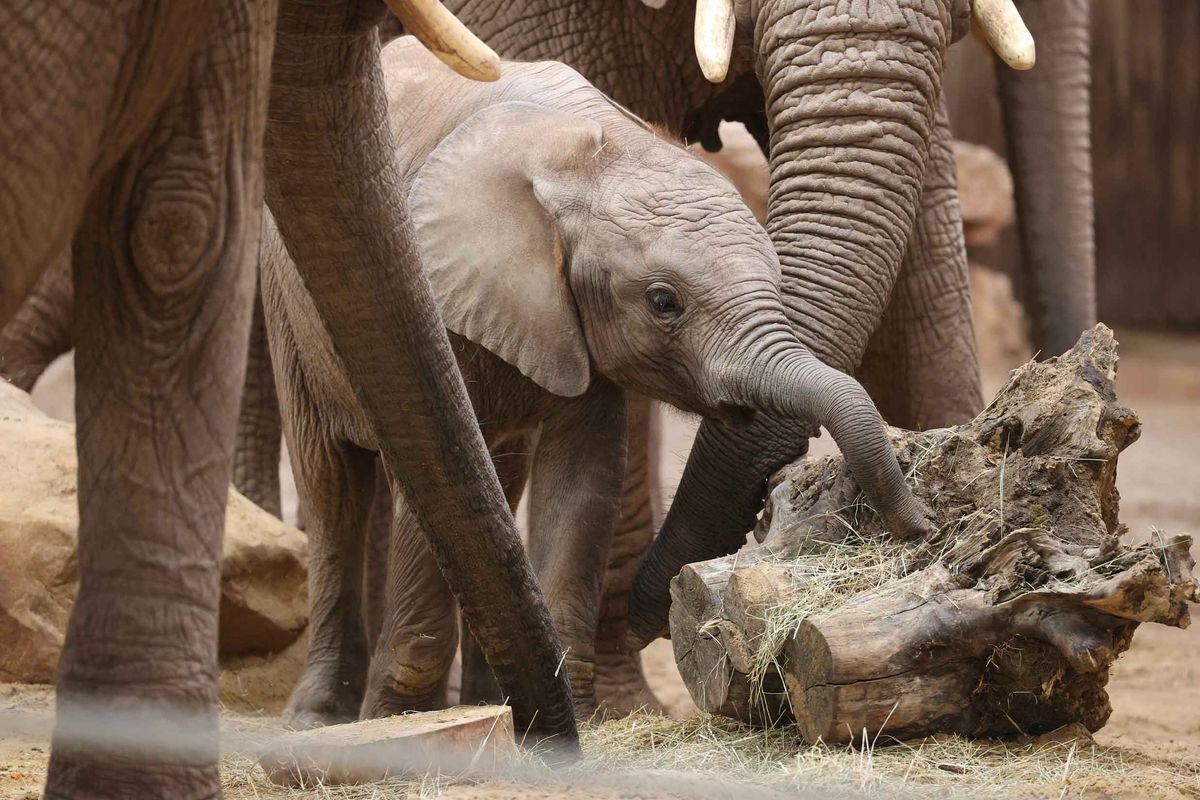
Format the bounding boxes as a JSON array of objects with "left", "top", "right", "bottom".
[{"left": 260, "top": 216, "right": 377, "bottom": 450}]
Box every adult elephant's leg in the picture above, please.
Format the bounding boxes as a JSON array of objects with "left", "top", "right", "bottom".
[
  {"left": 232, "top": 274, "right": 283, "bottom": 517},
  {"left": 265, "top": 2, "right": 576, "bottom": 746},
  {"left": 0, "top": 3, "right": 222, "bottom": 324},
  {"left": 594, "top": 394, "right": 662, "bottom": 717},
  {"left": 458, "top": 628, "right": 503, "bottom": 706},
  {"left": 362, "top": 484, "right": 458, "bottom": 717},
  {"left": 460, "top": 434, "right": 530, "bottom": 706},
  {"left": 629, "top": 413, "right": 813, "bottom": 642},
  {"left": 0, "top": 250, "right": 73, "bottom": 392},
  {"left": 43, "top": 2, "right": 273, "bottom": 795},
  {"left": 996, "top": 0, "right": 1095, "bottom": 357},
  {"left": 857, "top": 102, "right": 983, "bottom": 430},
  {"left": 283, "top": 432, "right": 376, "bottom": 729}
]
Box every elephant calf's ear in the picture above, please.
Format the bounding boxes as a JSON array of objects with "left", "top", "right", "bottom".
[{"left": 410, "top": 101, "right": 601, "bottom": 397}]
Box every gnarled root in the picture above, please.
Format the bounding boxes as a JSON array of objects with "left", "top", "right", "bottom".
[{"left": 671, "top": 326, "right": 1197, "bottom": 742}]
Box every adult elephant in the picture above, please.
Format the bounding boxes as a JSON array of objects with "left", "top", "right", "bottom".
[
  {"left": 435, "top": 0, "right": 1093, "bottom": 646},
  {"left": 0, "top": 1, "right": 577, "bottom": 797}
]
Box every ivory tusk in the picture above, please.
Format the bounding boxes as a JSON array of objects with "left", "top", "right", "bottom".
[
  {"left": 694, "top": 0, "right": 735, "bottom": 83},
  {"left": 973, "top": 0, "right": 1036, "bottom": 70},
  {"left": 640, "top": 0, "right": 670, "bottom": 8},
  {"left": 387, "top": 0, "right": 501, "bottom": 82}
]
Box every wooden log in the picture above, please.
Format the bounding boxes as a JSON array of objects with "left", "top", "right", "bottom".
[
  {"left": 670, "top": 326, "right": 1198, "bottom": 742},
  {"left": 259, "top": 705, "right": 515, "bottom": 787}
]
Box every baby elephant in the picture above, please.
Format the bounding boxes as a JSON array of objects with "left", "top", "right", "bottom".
[{"left": 264, "top": 38, "right": 917, "bottom": 727}]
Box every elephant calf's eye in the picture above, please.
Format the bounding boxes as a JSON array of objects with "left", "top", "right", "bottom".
[{"left": 647, "top": 286, "right": 682, "bottom": 317}]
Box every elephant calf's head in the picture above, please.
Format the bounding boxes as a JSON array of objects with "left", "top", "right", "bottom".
[
  {"left": 410, "top": 100, "right": 928, "bottom": 542},
  {"left": 410, "top": 100, "right": 795, "bottom": 421}
]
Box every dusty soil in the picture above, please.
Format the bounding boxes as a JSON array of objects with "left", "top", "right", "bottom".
[{"left": 2, "top": 328, "right": 1197, "bottom": 798}]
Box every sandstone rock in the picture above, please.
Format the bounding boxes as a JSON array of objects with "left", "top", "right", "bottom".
[
  {"left": 220, "top": 497, "right": 308, "bottom": 656},
  {"left": 970, "top": 263, "right": 1032, "bottom": 374},
  {"left": 692, "top": 122, "right": 768, "bottom": 223},
  {"left": 953, "top": 140, "right": 1015, "bottom": 247},
  {"left": 0, "top": 380, "right": 307, "bottom": 683}
]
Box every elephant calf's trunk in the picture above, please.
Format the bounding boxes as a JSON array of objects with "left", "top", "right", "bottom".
[{"left": 749, "top": 349, "right": 930, "bottom": 539}]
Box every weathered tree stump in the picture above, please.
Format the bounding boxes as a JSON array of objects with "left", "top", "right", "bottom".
[{"left": 670, "top": 326, "right": 1197, "bottom": 743}]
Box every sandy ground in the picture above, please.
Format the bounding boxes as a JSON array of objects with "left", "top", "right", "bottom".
[{"left": 2, "top": 328, "right": 1197, "bottom": 798}]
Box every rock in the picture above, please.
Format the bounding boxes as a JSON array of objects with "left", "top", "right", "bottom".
[
  {"left": 220, "top": 497, "right": 308, "bottom": 655},
  {"left": 0, "top": 380, "right": 307, "bottom": 683},
  {"left": 970, "top": 264, "right": 1031, "bottom": 374},
  {"left": 259, "top": 705, "right": 515, "bottom": 787},
  {"left": 220, "top": 636, "right": 308, "bottom": 714},
  {"left": 692, "top": 122, "right": 769, "bottom": 223},
  {"left": 953, "top": 140, "right": 1015, "bottom": 247}
]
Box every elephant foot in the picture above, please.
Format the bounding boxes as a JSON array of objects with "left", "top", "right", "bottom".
[
  {"left": 562, "top": 658, "right": 599, "bottom": 722},
  {"left": 43, "top": 756, "right": 220, "bottom": 800},
  {"left": 282, "top": 668, "right": 364, "bottom": 730},
  {"left": 44, "top": 690, "right": 222, "bottom": 800},
  {"left": 594, "top": 649, "right": 662, "bottom": 720}
]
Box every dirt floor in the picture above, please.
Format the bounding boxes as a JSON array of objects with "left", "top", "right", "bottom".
[{"left": 2, "top": 327, "right": 1198, "bottom": 798}]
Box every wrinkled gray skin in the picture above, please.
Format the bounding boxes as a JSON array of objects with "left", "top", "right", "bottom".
[
  {"left": 220, "top": 0, "right": 1092, "bottom": 706},
  {"left": 433, "top": 0, "right": 1094, "bottom": 644},
  {"left": 0, "top": 2, "right": 580, "bottom": 795},
  {"left": 262, "top": 39, "right": 926, "bottom": 722}
]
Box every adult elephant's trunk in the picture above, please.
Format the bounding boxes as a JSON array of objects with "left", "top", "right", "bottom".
[
  {"left": 995, "top": 0, "right": 1094, "bottom": 357},
  {"left": 757, "top": 0, "right": 951, "bottom": 369},
  {"left": 628, "top": 0, "right": 953, "bottom": 644},
  {"left": 264, "top": 1, "right": 576, "bottom": 748}
]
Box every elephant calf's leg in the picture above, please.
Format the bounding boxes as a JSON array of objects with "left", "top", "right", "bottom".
[
  {"left": 361, "top": 490, "right": 458, "bottom": 718},
  {"left": 283, "top": 434, "right": 377, "bottom": 729},
  {"left": 232, "top": 278, "right": 283, "bottom": 517},
  {"left": 528, "top": 385, "right": 627, "bottom": 718},
  {"left": 594, "top": 394, "right": 663, "bottom": 717},
  {"left": 460, "top": 434, "right": 531, "bottom": 705},
  {"left": 361, "top": 457, "right": 393, "bottom": 655}
]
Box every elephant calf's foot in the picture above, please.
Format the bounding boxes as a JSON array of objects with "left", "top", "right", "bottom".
[
  {"left": 282, "top": 668, "right": 365, "bottom": 730},
  {"left": 562, "top": 658, "right": 600, "bottom": 722},
  {"left": 593, "top": 650, "right": 662, "bottom": 720}
]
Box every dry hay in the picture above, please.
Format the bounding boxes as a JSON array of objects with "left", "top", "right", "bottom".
[
  {"left": 219, "top": 712, "right": 1200, "bottom": 800},
  {"left": 743, "top": 512, "right": 912, "bottom": 703}
]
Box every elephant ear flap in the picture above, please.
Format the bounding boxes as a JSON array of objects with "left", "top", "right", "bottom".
[{"left": 410, "top": 101, "right": 602, "bottom": 397}]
